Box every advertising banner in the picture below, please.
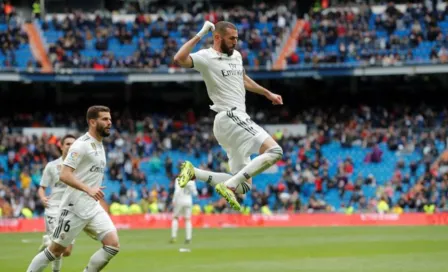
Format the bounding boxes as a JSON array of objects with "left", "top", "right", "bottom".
[{"left": 1, "top": 213, "right": 447, "bottom": 233}]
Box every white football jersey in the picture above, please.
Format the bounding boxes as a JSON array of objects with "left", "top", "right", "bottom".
[
  {"left": 173, "top": 180, "right": 198, "bottom": 206},
  {"left": 190, "top": 48, "right": 246, "bottom": 113},
  {"left": 40, "top": 157, "right": 67, "bottom": 210},
  {"left": 60, "top": 132, "right": 106, "bottom": 219}
]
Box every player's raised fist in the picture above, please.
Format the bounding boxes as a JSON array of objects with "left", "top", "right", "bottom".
[{"left": 197, "top": 21, "right": 215, "bottom": 38}]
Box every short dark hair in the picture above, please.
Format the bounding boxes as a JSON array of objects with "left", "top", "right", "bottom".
[
  {"left": 214, "top": 21, "right": 237, "bottom": 35},
  {"left": 61, "top": 134, "right": 76, "bottom": 145},
  {"left": 86, "top": 105, "right": 110, "bottom": 123}
]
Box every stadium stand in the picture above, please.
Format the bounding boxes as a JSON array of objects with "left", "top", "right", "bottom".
[
  {"left": 1, "top": 1, "right": 448, "bottom": 219},
  {"left": 0, "top": 2, "right": 33, "bottom": 68},
  {"left": 0, "top": 103, "right": 446, "bottom": 218},
  {"left": 39, "top": 3, "right": 294, "bottom": 69},
  {"left": 288, "top": 2, "right": 448, "bottom": 66},
  {"left": 2, "top": 2, "right": 447, "bottom": 69}
]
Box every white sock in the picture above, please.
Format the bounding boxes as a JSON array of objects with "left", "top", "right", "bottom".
[
  {"left": 224, "top": 146, "right": 283, "bottom": 192},
  {"left": 171, "top": 218, "right": 178, "bottom": 238},
  {"left": 185, "top": 219, "right": 192, "bottom": 240},
  {"left": 52, "top": 254, "right": 63, "bottom": 272},
  {"left": 84, "top": 246, "right": 119, "bottom": 272},
  {"left": 26, "top": 248, "right": 56, "bottom": 272},
  {"left": 194, "top": 168, "right": 232, "bottom": 186}
]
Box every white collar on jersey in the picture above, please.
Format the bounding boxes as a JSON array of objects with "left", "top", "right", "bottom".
[
  {"left": 86, "top": 132, "right": 103, "bottom": 144},
  {"left": 210, "top": 47, "right": 233, "bottom": 59}
]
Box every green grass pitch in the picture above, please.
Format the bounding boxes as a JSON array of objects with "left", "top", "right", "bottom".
[{"left": 1, "top": 226, "right": 447, "bottom": 271}]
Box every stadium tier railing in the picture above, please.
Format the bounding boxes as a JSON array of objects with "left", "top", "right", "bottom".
[{"left": 0, "top": 60, "right": 446, "bottom": 83}]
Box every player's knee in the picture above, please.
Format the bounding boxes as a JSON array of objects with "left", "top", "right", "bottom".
[
  {"left": 102, "top": 230, "right": 120, "bottom": 249},
  {"left": 266, "top": 145, "right": 283, "bottom": 164},
  {"left": 48, "top": 242, "right": 66, "bottom": 257},
  {"left": 63, "top": 248, "right": 72, "bottom": 257}
]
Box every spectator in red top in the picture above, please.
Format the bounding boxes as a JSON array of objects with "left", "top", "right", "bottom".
[
  {"left": 344, "top": 158, "right": 354, "bottom": 175},
  {"left": 287, "top": 52, "right": 299, "bottom": 65},
  {"left": 337, "top": 23, "right": 346, "bottom": 37},
  {"left": 314, "top": 172, "right": 323, "bottom": 194},
  {"left": 205, "top": 10, "right": 218, "bottom": 24}
]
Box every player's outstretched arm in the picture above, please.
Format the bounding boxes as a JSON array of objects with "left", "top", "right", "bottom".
[
  {"left": 60, "top": 165, "right": 105, "bottom": 201},
  {"left": 243, "top": 74, "right": 283, "bottom": 105},
  {"left": 173, "top": 21, "right": 215, "bottom": 68}
]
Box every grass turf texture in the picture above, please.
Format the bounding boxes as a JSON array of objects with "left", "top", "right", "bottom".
[{"left": 1, "top": 226, "right": 447, "bottom": 271}]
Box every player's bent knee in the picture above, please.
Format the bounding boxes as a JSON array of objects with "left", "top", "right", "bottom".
[
  {"left": 63, "top": 249, "right": 72, "bottom": 257},
  {"left": 48, "top": 241, "right": 67, "bottom": 257},
  {"left": 63, "top": 245, "right": 73, "bottom": 257},
  {"left": 101, "top": 230, "right": 120, "bottom": 247},
  {"left": 266, "top": 145, "right": 283, "bottom": 164}
]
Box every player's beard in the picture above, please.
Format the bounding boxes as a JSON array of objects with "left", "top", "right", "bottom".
[
  {"left": 97, "top": 124, "right": 111, "bottom": 137},
  {"left": 221, "top": 42, "right": 234, "bottom": 56}
]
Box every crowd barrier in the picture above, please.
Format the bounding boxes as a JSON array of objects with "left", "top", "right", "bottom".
[{"left": 1, "top": 213, "right": 448, "bottom": 233}]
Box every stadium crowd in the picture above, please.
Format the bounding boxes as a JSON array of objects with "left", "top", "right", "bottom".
[
  {"left": 43, "top": 1, "right": 295, "bottom": 70},
  {"left": 0, "top": 1, "right": 30, "bottom": 68},
  {"left": 0, "top": 103, "right": 447, "bottom": 218},
  {"left": 288, "top": 2, "right": 448, "bottom": 65},
  {"left": 2, "top": 1, "right": 448, "bottom": 69}
]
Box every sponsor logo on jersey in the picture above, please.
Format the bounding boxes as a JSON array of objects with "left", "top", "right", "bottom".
[
  {"left": 221, "top": 69, "right": 244, "bottom": 77},
  {"left": 221, "top": 63, "right": 244, "bottom": 77},
  {"left": 89, "top": 160, "right": 106, "bottom": 173},
  {"left": 89, "top": 165, "right": 105, "bottom": 173}
]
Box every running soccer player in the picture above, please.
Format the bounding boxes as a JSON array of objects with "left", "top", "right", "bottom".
[
  {"left": 170, "top": 179, "right": 198, "bottom": 244},
  {"left": 27, "top": 105, "right": 119, "bottom": 272},
  {"left": 173, "top": 21, "right": 284, "bottom": 211},
  {"left": 37, "top": 134, "right": 76, "bottom": 272}
]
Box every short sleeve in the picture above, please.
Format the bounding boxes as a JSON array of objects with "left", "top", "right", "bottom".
[
  {"left": 190, "top": 50, "right": 208, "bottom": 72},
  {"left": 39, "top": 164, "right": 52, "bottom": 187},
  {"left": 63, "top": 141, "right": 85, "bottom": 170}
]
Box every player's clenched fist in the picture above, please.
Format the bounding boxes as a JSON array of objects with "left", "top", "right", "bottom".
[
  {"left": 265, "top": 91, "right": 283, "bottom": 105},
  {"left": 196, "top": 21, "right": 215, "bottom": 38}
]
